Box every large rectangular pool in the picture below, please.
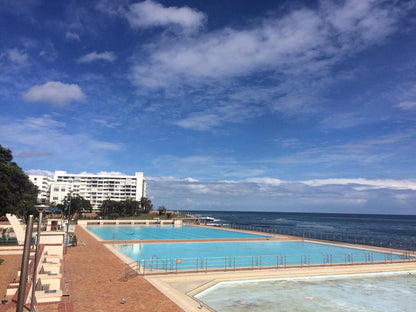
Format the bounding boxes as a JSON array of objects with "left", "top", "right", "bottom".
[
  {"left": 86, "top": 224, "right": 270, "bottom": 240},
  {"left": 116, "top": 241, "right": 407, "bottom": 271}
]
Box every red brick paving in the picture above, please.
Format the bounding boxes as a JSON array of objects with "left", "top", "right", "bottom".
[{"left": 64, "top": 226, "right": 183, "bottom": 312}]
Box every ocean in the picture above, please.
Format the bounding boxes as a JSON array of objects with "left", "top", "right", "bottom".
[{"left": 188, "top": 211, "right": 416, "bottom": 251}]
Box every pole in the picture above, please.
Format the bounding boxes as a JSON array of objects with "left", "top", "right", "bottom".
[
  {"left": 17, "top": 215, "right": 34, "bottom": 312},
  {"left": 65, "top": 192, "right": 72, "bottom": 254},
  {"left": 31, "top": 208, "right": 44, "bottom": 311}
]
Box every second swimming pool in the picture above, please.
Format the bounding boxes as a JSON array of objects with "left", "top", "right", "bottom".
[
  {"left": 115, "top": 241, "right": 408, "bottom": 271},
  {"left": 196, "top": 271, "right": 416, "bottom": 311}
]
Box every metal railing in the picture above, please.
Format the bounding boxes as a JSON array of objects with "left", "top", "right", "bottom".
[
  {"left": 125, "top": 261, "right": 140, "bottom": 280},
  {"left": 128, "top": 251, "right": 415, "bottom": 275}
]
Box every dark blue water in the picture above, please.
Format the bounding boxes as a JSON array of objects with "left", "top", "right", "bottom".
[{"left": 188, "top": 211, "right": 416, "bottom": 250}]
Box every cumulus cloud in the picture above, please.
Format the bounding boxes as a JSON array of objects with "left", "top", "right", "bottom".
[
  {"left": 23, "top": 81, "right": 86, "bottom": 106},
  {"left": 124, "top": 0, "right": 205, "bottom": 30},
  {"left": 77, "top": 51, "right": 116, "bottom": 63},
  {"left": 131, "top": 0, "right": 406, "bottom": 88}
]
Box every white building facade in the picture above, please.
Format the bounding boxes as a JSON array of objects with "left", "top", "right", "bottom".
[
  {"left": 29, "top": 171, "right": 146, "bottom": 211},
  {"left": 28, "top": 175, "right": 55, "bottom": 202}
]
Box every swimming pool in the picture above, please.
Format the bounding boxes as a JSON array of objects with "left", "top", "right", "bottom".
[
  {"left": 116, "top": 241, "right": 408, "bottom": 271},
  {"left": 87, "top": 224, "right": 269, "bottom": 240},
  {"left": 195, "top": 271, "right": 416, "bottom": 311}
]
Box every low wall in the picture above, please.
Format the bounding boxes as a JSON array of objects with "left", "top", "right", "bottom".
[{"left": 78, "top": 219, "right": 183, "bottom": 226}]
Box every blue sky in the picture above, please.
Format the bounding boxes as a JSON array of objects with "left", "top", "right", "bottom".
[{"left": 1, "top": 0, "right": 416, "bottom": 214}]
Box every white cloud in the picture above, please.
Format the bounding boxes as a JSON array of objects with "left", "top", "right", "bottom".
[
  {"left": 174, "top": 101, "right": 262, "bottom": 131},
  {"left": 301, "top": 178, "right": 416, "bottom": 191},
  {"left": 124, "top": 0, "right": 205, "bottom": 30},
  {"left": 23, "top": 81, "right": 86, "bottom": 106},
  {"left": 245, "top": 177, "right": 282, "bottom": 186},
  {"left": 146, "top": 175, "right": 416, "bottom": 213},
  {"left": 131, "top": 0, "right": 406, "bottom": 89},
  {"left": 77, "top": 51, "right": 116, "bottom": 63},
  {"left": 6, "top": 48, "right": 29, "bottom": 66},
  {"left": 147, "top": 176, "right": 198, "bottom": 183},
  {"left": 397, "top": 101, "right": 416, "bottom": 110},
  {"left": 25, "top": 169, "right": 54, "bottom": 177},
  {"left": 127, "top": 0, "right": 411, "bottom": 131},
  {"left": 96, "top": 171, "right": 126, "bottom": 176},
  {"left": 0, "top": 115, "right": 123, "bottom": 170},
  {"left": 65, "top": 31, "right": 80, "bottom": 41},
  {"left": 320, "top": 112, "right": 370, "bottom": 129},
  {"left": 175, "top": 113, "right": 221, "bottom": 131}
]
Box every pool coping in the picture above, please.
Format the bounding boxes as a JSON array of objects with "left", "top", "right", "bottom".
[{"left": 145, "top": 262, "right": 416, "bottom": 312}]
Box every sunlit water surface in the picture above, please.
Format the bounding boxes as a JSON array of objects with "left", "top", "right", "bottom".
[{"left": 196, "top": 272, "right": 416, "bottom": 312}]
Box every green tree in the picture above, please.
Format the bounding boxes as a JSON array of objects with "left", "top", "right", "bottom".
[
  {"left": 124, "top": 198, "right": 141, "bottom": 217},
  {"left": 59, "top": 194, "right": 92, "bottom": 219},
  {"left": 140, "top": 197, "right": 153, "bottom": 213},
  {"left": 0, "top": 145, "right": 38, "bottom": 218},
  {"left": 158, "top": 205, "right": 167, "bottom": 215},
  {"left": 99, "top": 199, "right": 142, "bottom": 218}
]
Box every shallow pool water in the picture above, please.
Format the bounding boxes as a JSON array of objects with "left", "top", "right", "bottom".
[
  {"left": 196, "top": 272, "right": 416, "bottom": 312},
  {"left": 87, "top": 224, "right": 269, "bottom": 240}
]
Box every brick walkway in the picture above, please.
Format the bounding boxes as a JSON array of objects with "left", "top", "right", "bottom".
[
  {"left": 0, "top": 254, "right": 21, "bottom": 309},
  {"left": 64, "top": 226, "right": 183, "bottom": 312}
]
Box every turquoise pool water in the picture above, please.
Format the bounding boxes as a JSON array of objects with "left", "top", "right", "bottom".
[
  {"left": 196, "top": 272, "right": 416, "bottom": 312},
  {"left": 86, "top": 224, "right": 269, "bottom": 240},
  {"left": 115, "top": 241, "right": 405, "bottom": 270}
]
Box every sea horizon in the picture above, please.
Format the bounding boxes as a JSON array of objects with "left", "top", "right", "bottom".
[{"left": 185, "top": 209, "right": 416, "bottom": 217}]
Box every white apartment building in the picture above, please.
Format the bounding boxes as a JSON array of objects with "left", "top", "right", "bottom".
[
  {"left": 29, "top": 171, "right": 146, "bottom": 211},
  {"left": 28, "top": 175, "right": 55, "bottom": 202}
]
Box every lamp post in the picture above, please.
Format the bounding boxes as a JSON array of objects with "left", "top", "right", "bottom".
[
  {"left": 65, "top": 191, "right": 72, "bottom": 254},
  {"left": 31, "top": 202, "right": 48, "bottom": 311},
  {"left": 17, "top": 215, "right": 34, "bottom": 312}
]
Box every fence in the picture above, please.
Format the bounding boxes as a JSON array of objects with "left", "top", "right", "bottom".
[
  {"left": 126, "top": 251, "right": 415, "bottom": 276},
  {"left": 223, "top": 224, "right": 416, "bottom": 251}
]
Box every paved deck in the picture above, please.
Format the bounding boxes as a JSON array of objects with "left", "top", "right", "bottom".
[
  {"left": 64, "top": 226, "right": 183, "bottom": 312},
  {"left": 0, "top": 254, "right": 21, "bottom": 306}
]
